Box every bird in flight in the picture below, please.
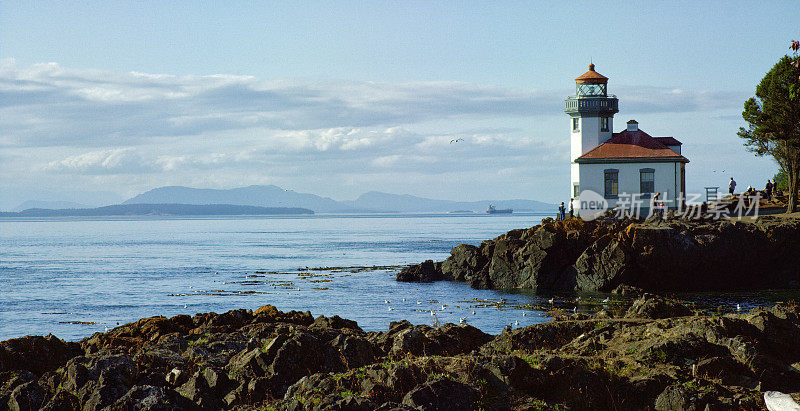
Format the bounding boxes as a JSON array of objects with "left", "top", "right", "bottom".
[{"left": 450, "top": 138, "right": 463, "bottom": 144}]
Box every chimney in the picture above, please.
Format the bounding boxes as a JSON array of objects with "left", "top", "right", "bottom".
[{"left": 627, "top": 120, "right": 638, "bottom": 132}]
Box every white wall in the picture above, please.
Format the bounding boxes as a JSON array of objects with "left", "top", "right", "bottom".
[
  {"left": 578, "top": 161, "right": 684, "bottom": 209},
  {"left": 570, "top": 115, "right": 614, "bottom": 199},
  {"left": 569, "top": 116, "right": 614, "bottom": 162}
]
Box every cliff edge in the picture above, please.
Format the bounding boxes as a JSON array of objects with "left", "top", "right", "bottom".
[{"left": 398, "top": 215, "right": 800, "bottom": 292}]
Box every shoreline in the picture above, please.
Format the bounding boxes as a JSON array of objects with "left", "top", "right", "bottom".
[
  {"left": 398, "top": 214, "right": 800, "bottom": 293},
  {"left": 2, "top": 294, "right": 799, "bottom": 409}
]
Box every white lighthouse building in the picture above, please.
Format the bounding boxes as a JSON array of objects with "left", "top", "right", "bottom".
[{"left": 566, "top": 64, "right": 688, "bottom": 211}]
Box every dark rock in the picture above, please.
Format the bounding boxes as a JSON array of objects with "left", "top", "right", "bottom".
[
  {"left": 611, "top": 284, "right": 646, "bottom": 297},
  {"left": 0, "top": 334, "right": 81, "bottom": 375},
  {"left": 401, "top": 379, "right": 479, "bottom": 410},
  {"left": 312, "top": 315, "right": 362, "bottom": 331},
  {"left": 164, "top": 367, "right": 186, "bottom": 386},
  {"left": 225, "top": 347, "right": 272, "bottom": 379},
  {"left": 176, "top": 370, "right": 223, "bottom": 409},
  {"left": 110, "top": 385, "right": 196, "bottom": 410},
  {"left": 654, "top": 384, "right": 693, "bottom": 410},
  {"left": 7, "top": 381, "right": 45, "bottom": 411},
  {"left": 330, "top": 334, "right": 379, "bottom": 370},
  {"left": 333, "top": 396, "right": 375, "bottom": 410},
  {"left": 396, "top": 260, "right": 443, "bottom": 283},
  {"left": 441, "top": 244, "right": 486, "bottom": 283},
  {"left": 694, "top": 356, "right": 758, "bottom": 389},
  {"left": 624, "top": 294, "right": 693, "bottom": 319},
  {"left": 374, "top": 402, "right": 414, "bottom": 410},
  {"left": 40, "top": 390, "right": 80, "bottom": 410},
  {"left": 399, "top": 216, "right": 800, "bottom": 293}
]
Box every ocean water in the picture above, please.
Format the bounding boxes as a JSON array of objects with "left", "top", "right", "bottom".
[{"left": 0, "top": 213, "right": 555, "bottom": 341}]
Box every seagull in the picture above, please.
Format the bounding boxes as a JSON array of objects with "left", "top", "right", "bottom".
[
  {"left": 573, "top": 307, "right": 577, "bottom": 314},
  {"left": 602, "top": 297, "right": 610, "bottom": 303},
  {"left": 385, "top": 300, "right": 390, "bottom": 304},
  {"left": 417, "top": 301, "right": 422, "bottom": 305},
  {"left": 184, "top": 304, "right": 188, "bottom": 309},
  {"left": 472, "top": 310, "right": 476, "bottom": 315},
  {"left": 548, "top": 298, "right": 554, "bottom": 304},
  {"left": 388, "top": 307, "right": 394, "bottom": 311},
  {"left": 459, "top": 317, "right": 467, "bottom": 324},
  {"left": 441, "top": 305, "right": 446, "bottom": 311},
  {"left": 736, "top": 304, "right": 741, "bottom": 312},
  {"left": 402, "top": 298, "right": 406, "bottom": 302},
  {"left": 522, "top": 312, "right": 527, "bottom": 317},
  {"left": 515, "top": 320, "right": 519, "bottom": 326},
  {"left": 449, "top": 138, "right": 463, "bottom": 144},
  {"left": 430, "top": 310, "right": 435, "bottom": 316}
]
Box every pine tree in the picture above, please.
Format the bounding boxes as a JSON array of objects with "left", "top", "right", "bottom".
[{"left": 737, "top": 43, "right": 800, "bottom": 213}]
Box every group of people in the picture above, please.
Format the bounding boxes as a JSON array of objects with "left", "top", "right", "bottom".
[
  {"left": 729, "top": 177, "right": 780, "bottom": 202},
  {"left": 557, "top": 198, "right": 574, "bottom": 221}
]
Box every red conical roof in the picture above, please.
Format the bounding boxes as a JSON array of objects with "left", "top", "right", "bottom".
[{"left": 575, "top": 63, "right": 608, "bottom": 84}]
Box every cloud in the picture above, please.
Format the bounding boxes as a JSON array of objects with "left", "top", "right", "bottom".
[
  {"left": 43, "top": 148, "right": 153, "bottom": 174},
  {"left": 0, "top": 60, "right": 556, "bottom": 149},
  {"left": 0, "top": 60, "right": 744, "bottom": 151},
  {"left": 616, "top": 86, "right": 745, "bottom": 114},
  {"left": 0, "top": 59, "right": 758, "bottom": 206}
]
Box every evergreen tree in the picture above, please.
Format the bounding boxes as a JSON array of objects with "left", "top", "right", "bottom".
[{"left": 738, "top": 43, "right": 800, "bottom": 213}]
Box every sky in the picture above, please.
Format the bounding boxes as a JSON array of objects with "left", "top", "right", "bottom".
[{"left": 0, "top": 1, "right": 796, "bottom": 210}]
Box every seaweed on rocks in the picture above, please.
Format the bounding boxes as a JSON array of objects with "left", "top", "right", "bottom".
[{"left": 2, "top": 295, "right": 799, "bottom": 409}]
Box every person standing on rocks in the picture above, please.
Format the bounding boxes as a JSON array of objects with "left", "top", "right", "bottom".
[
  {"left": 569, "top": 198, "right": 574, "bottom": 219},
  {"left": 766, "top": 179, "right": 773, "bottom": 201},
  {"left": 558, "top": 202, "right": 566, "bottom": 221},
  {"left": 729, "top": 177, "right": 737, "bottom": 197}
]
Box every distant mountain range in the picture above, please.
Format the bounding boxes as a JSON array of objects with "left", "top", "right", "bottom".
[
  {"left": 13, "top": 200, "right": 89, "bottom": 212},
  {"left": 123, "top": 185, "right": 355, "bottom": 213},
  {"left": 0, "top": 203, "right": 313, "bottom": 217},
  {"left": 123, "top": 185, "right": 555, "bottom": 213},
  {"left": 4, "top": 185, "right": 556, "bottom": 216}
]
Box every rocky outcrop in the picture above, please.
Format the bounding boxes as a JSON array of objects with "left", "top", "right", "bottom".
[
  {"left": 398, "top": 215, "right": 800, "bottom": 292},
  {"left": 2, "top": 298, "right": 800, "bottom": 409}
]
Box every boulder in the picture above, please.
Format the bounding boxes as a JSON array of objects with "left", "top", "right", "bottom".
[
  {"left": 7, "top": 381, "right": 45, "bottom": 411},
  {"left": 0, "top": 334, "right": 81, "bottom": 375},
  {"left": 311, "top": 315, "right": 362, "bottom": 331},
  {"left": 624, "top": 294, "right": 693, "bottom": 319},
  {"left": 401, "top": 379, "right": 479, "bottom": 410},
  {"left": 396, "top": 260, "right": 442, "bottom": 283}
]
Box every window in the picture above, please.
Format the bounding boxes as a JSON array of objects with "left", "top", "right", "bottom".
[
  {"left": 573, "top": 184, "right": 580, "bottom": 198},
  {"left": 577, "top": 83, "right": 606, "bottom": 96},
  {"left": 572, "top": 118, "right": 579, "bottom": 132},
  {"left": 640, "top": 168, "right": 655, "bottom": 194},
  {"left": 604, "top": 169, "right": 618, "bottom": 198},
  {"left": 600, "top": 117, "right": 609, "bottom": 132}
]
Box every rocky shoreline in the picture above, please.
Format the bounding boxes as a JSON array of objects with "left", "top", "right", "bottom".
[
  {"left": 2, "top": 294, "right": 800, "bottom": 410},
  {"left": 397, "top": 215, "right": 800, "bottom": 292}
]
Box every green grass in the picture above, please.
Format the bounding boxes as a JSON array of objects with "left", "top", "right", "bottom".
[
  {"left": 260, "top": 337, "right": 274, "bottom": 353},
  {"left": 188, "top": 337, "right": 208, "bottom": 346}
]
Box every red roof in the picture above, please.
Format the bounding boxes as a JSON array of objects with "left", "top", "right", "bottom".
[
  {"left": 654, "top": 136, "right": 682, "bottom": 146},
  {"left": 575, "top": 63, "right": 608, "bottom": 84},
  {"left": 576, "top": 129, "right": 688, "bottom": 162}
]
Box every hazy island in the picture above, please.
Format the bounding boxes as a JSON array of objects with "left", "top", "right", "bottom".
[{"left": 0, "top": 203, "right": 314, "bottom": 218}]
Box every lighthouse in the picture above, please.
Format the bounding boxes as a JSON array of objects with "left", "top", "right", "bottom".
[
  {"left": 565, "top": 64, "right": 619, "bottom": 199},
  {"left": 566, "top": 64, "right": 689, "bottom": 212}
]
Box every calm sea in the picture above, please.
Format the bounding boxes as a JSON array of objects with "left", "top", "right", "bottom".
[{"left": 1, "top": 213, "right": 554, "bottom": 341}]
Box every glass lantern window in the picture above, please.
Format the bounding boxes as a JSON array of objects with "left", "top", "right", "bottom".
[{"left": 577, "top": 83, "right": 606, "bottom": 96}]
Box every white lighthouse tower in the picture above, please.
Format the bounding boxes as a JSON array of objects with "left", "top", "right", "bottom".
[{"left": 565, "top": 64, "right": 619, "bottom": 199}]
